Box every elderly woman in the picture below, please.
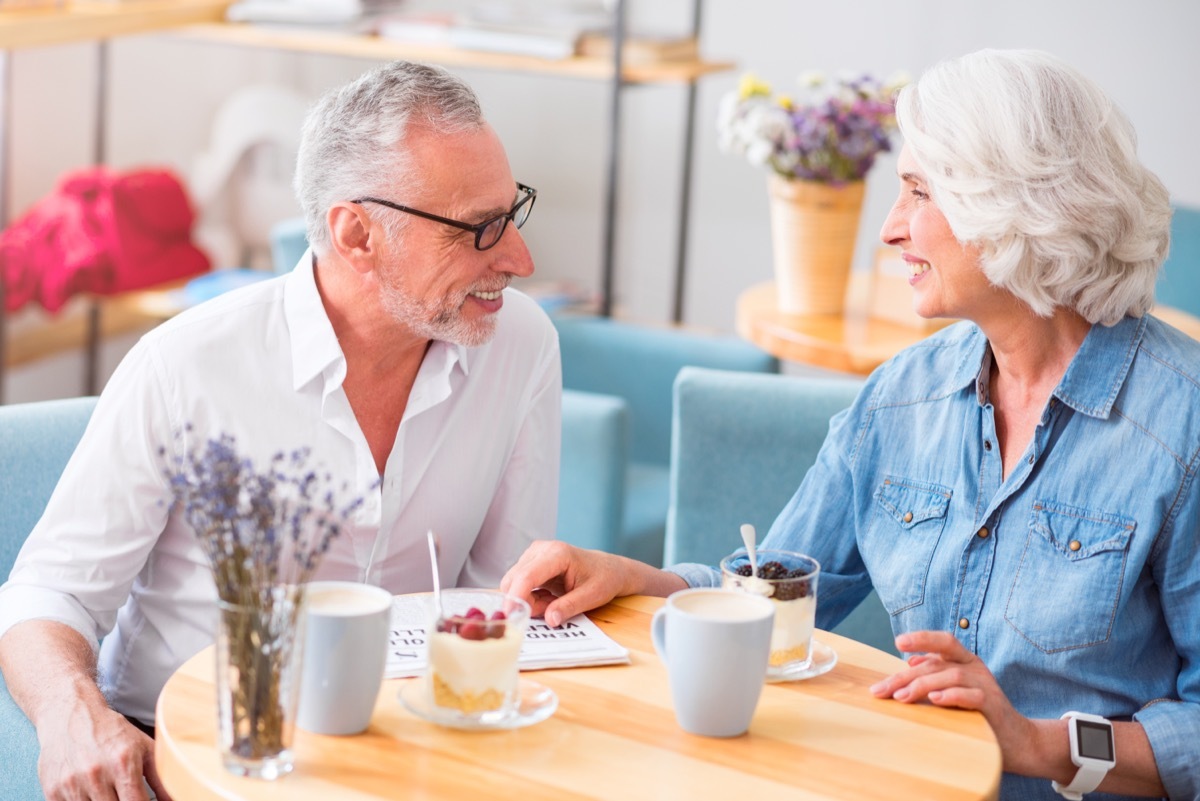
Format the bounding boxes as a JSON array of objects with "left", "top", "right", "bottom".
[{"left": 503, "top": 49, "right": 1198, "bottom": 799}]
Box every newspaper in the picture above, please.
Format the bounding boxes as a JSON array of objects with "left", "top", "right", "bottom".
[{"left": 387, "top": 594, "right": 630, "bottom": 679}]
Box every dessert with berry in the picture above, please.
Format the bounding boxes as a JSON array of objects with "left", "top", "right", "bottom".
[
  {"left": 428, "top": 590, "right": 530, "bottom": 715},
  {"left": 720, "top": 550, "right": 820, "bottom": 674}
]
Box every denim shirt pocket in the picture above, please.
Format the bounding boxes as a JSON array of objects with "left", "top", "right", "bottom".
[
  {"left": 1004, "top": 500, "right": 1135, "bottom": 653},
  {"left": 869, "top": 477, "right": 953, "bottom": 614}
]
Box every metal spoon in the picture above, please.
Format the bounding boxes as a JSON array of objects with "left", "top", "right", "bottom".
[
  {"left": 740, "top": 523, "right": 759, "bottom": 577},
  {"left": 740, "top": 522, "right": 774, "bottom": 597},
  {"left": 426, "top": 529, "right": 443, "bottom": 620}
]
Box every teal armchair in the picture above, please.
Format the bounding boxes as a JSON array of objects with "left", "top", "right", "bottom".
[
  {"left": 557, "top": 389, "right": 629, "bottom": 552},
  {"left": 269, "top": 216, "right": 310, "bottom": 275},
  {"left": 1, "top": 396, "right": 99, "bottom": 801},
  {"left": 664, "top": 367, "right": 897, "bottom": 655},
  {"left": 553, "top": 317, "right": 779, "bottom": 566},
  {"left": 1157, "top": 203, "right": 1200, "bottom": 319}
]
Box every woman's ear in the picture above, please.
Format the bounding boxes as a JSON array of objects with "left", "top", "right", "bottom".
[{"left": 326, "top": 202, "right": 377, "bottom": 274}]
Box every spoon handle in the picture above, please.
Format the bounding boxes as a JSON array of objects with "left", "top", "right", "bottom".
[
  {"left": 740, "top": 523, "right": 759, "bottom": 574},
  {"left": 426, "top": 529, "right": 443, "bottom": 614}
]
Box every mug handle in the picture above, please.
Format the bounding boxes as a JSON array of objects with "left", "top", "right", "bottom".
[{"left": 651, "top": 605, "right": 669, "bottom": 662}]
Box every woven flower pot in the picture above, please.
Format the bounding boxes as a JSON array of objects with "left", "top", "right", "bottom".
[{"left": 767, "top": 175, "right": 866, "bottom": 315}]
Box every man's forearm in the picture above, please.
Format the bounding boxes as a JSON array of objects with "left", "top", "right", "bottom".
[{"left": 0, "top": 619, "right": 109, "bottom": 729}]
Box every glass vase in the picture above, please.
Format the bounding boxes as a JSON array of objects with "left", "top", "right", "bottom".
[{"left": 214, "top": 585, "right": 307, "bottom": 780}]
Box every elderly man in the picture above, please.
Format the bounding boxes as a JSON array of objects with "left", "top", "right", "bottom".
[{"left": 0, "top": 61, "right": 560, "bottom": 801}]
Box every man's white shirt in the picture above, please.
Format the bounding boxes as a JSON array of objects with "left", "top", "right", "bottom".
[{"left": 0, "top": 253, "right": 561, "bottom": 723}]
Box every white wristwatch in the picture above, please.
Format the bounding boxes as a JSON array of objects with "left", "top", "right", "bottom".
[{"left": 1051, "top": 711, "right": 1116, "bottom": 800}]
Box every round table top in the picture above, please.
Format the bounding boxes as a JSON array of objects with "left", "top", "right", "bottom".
[
  {"left": 736, "top": 281, "right": 945, "bottom": 374},
  {"left": 156, "top": 595, "right": 1001, "bottom": 801}
]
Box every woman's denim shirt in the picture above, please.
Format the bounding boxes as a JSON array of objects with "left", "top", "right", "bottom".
[{"left": 672, "top": 315, "right": 1200, "bottom": 800}]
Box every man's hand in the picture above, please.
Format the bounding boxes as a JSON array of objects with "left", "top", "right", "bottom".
[
  {"left": 0, "top": 620, "right": 172, "bottom": 801},
  {"left": 37, "top": 705, "right": 170, "bottom": 801},
  {"left": 500, "top": 540, "right": 686, "bottom": 626}
]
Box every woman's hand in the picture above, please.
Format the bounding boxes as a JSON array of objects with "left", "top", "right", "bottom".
[
  {"left": 869, "top": 630, "right": 1039, "bottom": 774},
  {"left": 500, "top": 540, "right": 686, "bottom": 627}
]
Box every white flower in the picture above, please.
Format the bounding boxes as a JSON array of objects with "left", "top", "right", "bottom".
[{"left": 796, "top": 70, "right": 825, "bottom": 88}]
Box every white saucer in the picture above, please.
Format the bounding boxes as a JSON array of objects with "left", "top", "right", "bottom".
[
  {"left": 399, "top": 678, "right": 558, "bottom": 731},
  {"left": 765, "top": 639, "right": 838, "bottom": 683}
]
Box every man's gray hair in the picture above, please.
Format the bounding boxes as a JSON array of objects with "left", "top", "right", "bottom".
[
  {"left": 294, "top": 61, "right": 484, "bottom": 254},
  {"left": 896, "top": 49, "right": 1171, "bottom": 325}
]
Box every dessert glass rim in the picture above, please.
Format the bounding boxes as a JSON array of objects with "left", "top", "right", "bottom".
[{"left": 720, "top": 549, "right": 821, "bottom": 581}]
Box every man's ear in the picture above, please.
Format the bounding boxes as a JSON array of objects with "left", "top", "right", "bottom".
[{"left": 327, "top": 202, "right": 378, "bottom": 274}]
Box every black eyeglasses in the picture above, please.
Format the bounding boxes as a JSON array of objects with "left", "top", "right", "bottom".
[{"left": 352, "top": 182, "right": 537, "bottom": 251}]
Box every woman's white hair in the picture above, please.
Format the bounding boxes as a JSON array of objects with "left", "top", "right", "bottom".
[
  {"left": 895, "top": 49, "right": 1171, "bottom": 325},
  {"left": 294, "top": 61, "right": 484, "bottom": 254}
]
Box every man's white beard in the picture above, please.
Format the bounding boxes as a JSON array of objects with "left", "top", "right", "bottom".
[{"left": 379, "top": 280, "right": 498, "bottom": 347}]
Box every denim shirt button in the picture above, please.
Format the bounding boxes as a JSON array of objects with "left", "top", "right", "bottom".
[
  {"left": 977, "top": 527, "right": 989, "bottom": 539},
  {"left": 958, "top": 618, "right": 970, "bottom": 629},
  {"left": 983, "top": 439, "right": 992, "bottom": 451},
  {"left": 1069, "top": 540, "right": 1082, "bottom": 552},
  {"left": 1027, "top": 454, "right": 1035, "bottom": 465},
  {"left": 903, "top": 511, "right": 914, "bottom": 523}
]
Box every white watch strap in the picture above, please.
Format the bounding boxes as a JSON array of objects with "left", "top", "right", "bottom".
[
  {"left": 1052, "top": 762, "right": 1107, "bottom": 800},
  {"left": 1052, "top": 711, "right": 1114, "bottom": 800}
]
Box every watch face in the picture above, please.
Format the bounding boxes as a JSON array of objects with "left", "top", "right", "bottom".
[{"left": 1076, "top": 719, "right": 1114, "bottom": 761}]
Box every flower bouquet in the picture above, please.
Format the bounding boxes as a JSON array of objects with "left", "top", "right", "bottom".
[
  {"left": 717, "top": 71, "right": 905, "bottom": 184},
  {"left": 717, "top": 70, "right": 906, "bottom": 314},
  {"left": 163, "top": 433, "right": 363, "bottom": 779}
]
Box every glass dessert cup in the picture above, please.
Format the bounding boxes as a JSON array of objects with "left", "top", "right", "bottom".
[
  {"left": 426, "top": 589, "right": 531, "bottom": 725},
  {"left": 720, "top": 550, "right": 820, "bottom": 681}
]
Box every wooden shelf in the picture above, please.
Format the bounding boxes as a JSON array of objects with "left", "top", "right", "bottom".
[
  {"left": 168, "top": 22, "right": 735, "bottom": 84},
  {"left": 0, "top": 0, "right": 230, "bottom": 49},
  {"left": 4, "top": 290, "right": 172, "bottom": 368}
]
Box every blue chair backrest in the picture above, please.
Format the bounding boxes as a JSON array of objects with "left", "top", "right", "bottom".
[
  {"left": 269, "top": 217, "right": 310, "bottom": 275},
  {"left": 557, "top": 389, "right": 629, "bottom": 552},
  {"left": 666, "top": 368, "right": 861, "bottom": 566},
  {"left": 1157, "top": 204, "right": 1200, "bottom": 319},
  {"left": 0, "top": 395, "right": 98, "bottom": 801},
  {"left": 665, "top": 368, "right": 897, "bottom": 655},
  {"left": 553, "top": 316, "right": 779, "bottom": 467},
  {"left": 1, "top": 397, "right": 98, "bottom": 577}
]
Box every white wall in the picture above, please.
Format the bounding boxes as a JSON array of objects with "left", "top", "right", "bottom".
[{"left": 6, "top": 0, "right": 1199, "bottom": 400}]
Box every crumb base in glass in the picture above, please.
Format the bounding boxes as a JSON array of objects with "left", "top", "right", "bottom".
[
  {"left": 401, "top": 678, "right": 558, "bottom": 730},
  {"left": 769, "top": 642, "right": 809, "bottom": 668},
  {"left": 431, "top": 672, "right": 507, "bottom": 713},
  {"left": 765, "top": 639, "right": 837, "bottom": 683}
]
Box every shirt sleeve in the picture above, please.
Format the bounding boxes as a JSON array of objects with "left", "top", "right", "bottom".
[
  {"left": 457, "top": 322, "right": 562, "bottom": 588},
  {"left": 1134, "top": 478, "right": 1200, "bottom": 800},
  {"left": 0, "top": 338, "right": 175, "bottom": 652}
]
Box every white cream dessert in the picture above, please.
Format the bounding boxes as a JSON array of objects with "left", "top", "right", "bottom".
[
  {"left": 429, "top": 610, "right": 523, "bottom": 714},
  {"left": 723, "top": 557, "right": 819, "bottom": 670},
  {"left": 767, "top": 594, "right": 816, "bottom": 666}
]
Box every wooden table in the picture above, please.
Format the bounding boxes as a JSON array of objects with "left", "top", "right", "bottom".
[
  {"left": 736, "top": 281, "right": 944, "bottom": 375},
  {"left": 156, "top": 595, "right": 1002, "bottom": 800},
  {"left": 738, "top": 280, "right": 1200, "bottom": 375}
]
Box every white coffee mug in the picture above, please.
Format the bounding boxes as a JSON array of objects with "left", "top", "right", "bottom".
[
  {"left": 296, "top": 580, "right": 393, "bottom": 735},
  {"left": 651, "top": 588, "right": 775, "bottom": 737}
]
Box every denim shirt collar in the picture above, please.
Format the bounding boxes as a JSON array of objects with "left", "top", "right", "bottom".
[
  {"left": 958, "top": 315, "right": 1145, "bottom": 420},
  {"left": 1054, "top": 315, "right": 1145, "bottom": 419}
]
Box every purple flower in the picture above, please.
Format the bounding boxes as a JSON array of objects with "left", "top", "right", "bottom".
[
  {"left": 160, "top": 432, "right": 368, "bottom": 606},
  {"left": 717, "top": 70, "right": 906, "bottom": 184}
]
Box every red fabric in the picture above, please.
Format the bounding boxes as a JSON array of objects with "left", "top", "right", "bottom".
[{"left": 1, "top": 167, "right": 210, "bottom": 313}]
